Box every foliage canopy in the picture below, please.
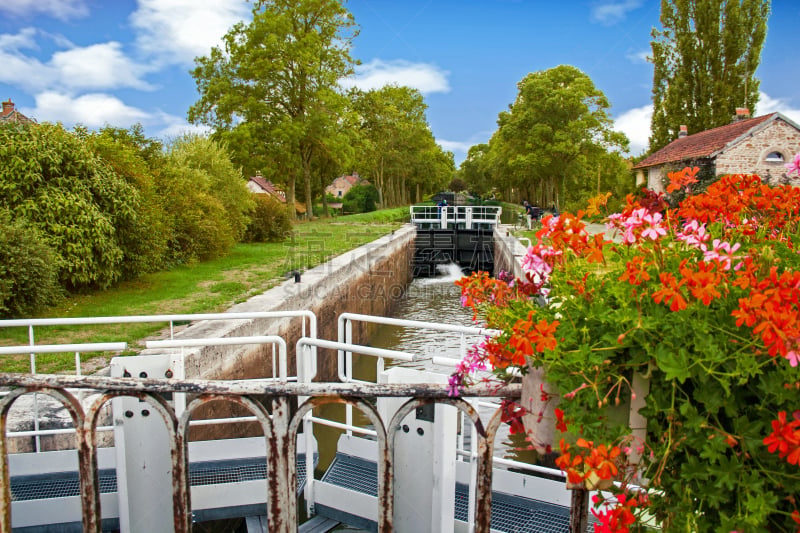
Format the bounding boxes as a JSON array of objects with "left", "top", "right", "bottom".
[{"left": 649, "top": 0, "right": 770, "bottom": 152}]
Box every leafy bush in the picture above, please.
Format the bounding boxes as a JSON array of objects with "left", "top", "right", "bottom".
[
  {"left": 160, "top": 135, "right": 255, "bottom": 263},
  {"left": 342, "top": 183, "right": 379, "bottom": 213},
  {"left": 0, "top": 211, "right": 62, "bottom": 317},
  {"left": 87, "top": 128, "right": 170, "bottom": 278},
  {"left": 165, "top": 135, "right": 254, "bottom": 242},
  {"left": 244, "top": 194, "right": 292, "bottom": 242},
  {"left": 0, "top": 123, "right": 141, "bottom": 289}
]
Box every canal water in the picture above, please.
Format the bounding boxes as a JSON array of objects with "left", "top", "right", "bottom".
[{"left": 312, "top": 263, "right": 537, "bottom": 482}]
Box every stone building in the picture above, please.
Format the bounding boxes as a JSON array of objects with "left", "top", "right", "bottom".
[
  {"left": 634, "top": 110, "right": 800, "bottom": 192},
  {"left": 325, "top": 173, "right": 369, "bottom": 199},
  {"left": 0, "top": 98, "right": 34, "bottom": 125}
]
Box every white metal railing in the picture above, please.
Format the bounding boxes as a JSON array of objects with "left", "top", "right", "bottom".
[
  {"left": 409, "top": 205, "right": 502, "bottom": 230},
  {"left": 0, "top": 312, "right": 589, "bottom": 532},
  {"left": 0, "top": 311, "right": 316, "bottom": 450}
]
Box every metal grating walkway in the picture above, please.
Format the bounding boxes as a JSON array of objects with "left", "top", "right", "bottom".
[
  {"left": 321, "top": 453, "right": 595, "bottom": 533},
  {"left": 11, "top": 455, "right": 310, "bottom": 502}
]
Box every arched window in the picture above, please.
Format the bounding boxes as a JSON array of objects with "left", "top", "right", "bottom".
[{"left": 765, "top": 151, "right": 785, "bottom": 162}]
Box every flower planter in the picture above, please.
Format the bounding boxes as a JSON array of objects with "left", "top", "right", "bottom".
[
  {"left": 566, "top": 471, "right": 614, "bottom": 491},
  {"left": 520, "top": 364, "right": 650, "bottom": 469}
]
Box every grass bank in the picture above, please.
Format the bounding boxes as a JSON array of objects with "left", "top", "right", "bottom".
[{"left": 0, "top": 207, "right": 409, "bottom": 373}]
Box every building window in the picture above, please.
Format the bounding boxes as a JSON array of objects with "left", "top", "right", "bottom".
[{"left": 765, "top": 151, "right": 785, "bottom": 162}]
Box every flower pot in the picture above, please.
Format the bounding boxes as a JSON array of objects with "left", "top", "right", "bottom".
[
  {"left": 566, "top": 471, "right": 614, "bottom": 491},
  {"left": 520, "top": 364, "right": 650, "bottom": 465},
  {"left": 520, "top": 364, "right": 559, "bottom": 454}
]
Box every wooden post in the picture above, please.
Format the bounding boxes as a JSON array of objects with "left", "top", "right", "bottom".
[{"left": 569, "top": 488, "right": 589, "bottom": 532}]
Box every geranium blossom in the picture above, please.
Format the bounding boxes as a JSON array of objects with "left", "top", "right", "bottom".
[
  {"left": 676, "top": 219, "right": 710, "bottom": 248},
  {"left": 641, "top": 212, "right": 667, "bottom": 241},
  {"left": 786, "top": 153, "right": 800, "bottom": 177},
  {"left": 454, "top": 164, "right": 800, "bottom": 530},
  {"left": 702, "top": 238, "right": 744, "bottom": 270}
]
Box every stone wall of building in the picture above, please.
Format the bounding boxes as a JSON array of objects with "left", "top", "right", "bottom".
[{"left": 715, "top": 118, "right": 800, "bottom": 182}]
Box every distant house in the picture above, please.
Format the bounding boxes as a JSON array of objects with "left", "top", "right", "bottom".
[
  {"left": 634, "top": 109, "right": 800, "bottom": 192},
  {"left": 247, "top": 173, "right": 307, "bottom": 217},
  {"left": 0, "top": 99, "right": 34, "bottom": 125},
  {"left": 326, "top": 173, "right": 370, "bottom": 199}
]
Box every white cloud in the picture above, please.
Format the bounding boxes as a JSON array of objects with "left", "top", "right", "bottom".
[
  {"left": 155, "top": 118, "right": 212, "bottom": 141},
  {"left": 591, "top": 0, "right": 642, "bottom": 25},
  {"left": 0, "top": 29, "right": 53, "bottom": 91},
  {"left": 130, "top": 0, "right": 250, "bottom": 65},
  {"left": 342, "top": 59, "right": 451, "bottom": 95},
  {"left": 614, "top": 104, "right": 652, "bottom": 156},
  {"left": 29, "top": 92, "right": 151, "bottom": 128},
  {"left": 438, "top": 139, "right": 472, "bottom": 154},
  {"left": 0, "top": 27, "right": 38, "bottom": 50},
  {"left": 0, "top": 30, "right": 152, "bottom": 93},
  {"left": 625, "top": 49, "right": 649, "bottom": 64},
  {"left": 51, "top": 43, "right": 154, "bottom": 91},
  {"left": 757, "top": 91, "right": 800, "bottom": 125},
  {"left": 1, "top": 0, "right": 88, "bottom": 20}
]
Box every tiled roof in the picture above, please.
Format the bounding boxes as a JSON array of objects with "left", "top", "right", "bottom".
[
  {"left": 634, "top": 114, "right": 776, "bottom": 169},
  {"left": 0, "top": 99, "right": 34, "bottom": 125},
  {"left": 249, "top": 176, "right": 286, "bottom": 201}
]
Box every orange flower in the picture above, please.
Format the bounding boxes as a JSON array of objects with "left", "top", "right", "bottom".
[
  {"left": 651, "top": 272, "right": 688, "bottom": 311},
  {"left": 680, "top": 260, "right": 724, "bottom": 305},
  {"left": 666, "top": 166, "right": 699, "bottom": 193},
  {"left": 618, "top": 255, "right": 651, "bottom": 286}
]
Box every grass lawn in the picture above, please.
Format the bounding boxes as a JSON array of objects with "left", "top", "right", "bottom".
[{"left": 0, "top": 208, "right": 409, "bottom": 373}]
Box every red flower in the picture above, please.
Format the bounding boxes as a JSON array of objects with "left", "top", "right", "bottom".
[{"left": 764, "top": 411, "right": 800, "bottom": 466}]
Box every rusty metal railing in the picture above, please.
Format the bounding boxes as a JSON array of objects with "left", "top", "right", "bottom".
[{"left": 0, "top": 373, "right": 520, "bottom": 533}]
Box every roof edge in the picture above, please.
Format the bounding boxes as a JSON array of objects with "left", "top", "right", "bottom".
[{"left": 709, "top": 112, "right": 798, "bottom": 159}]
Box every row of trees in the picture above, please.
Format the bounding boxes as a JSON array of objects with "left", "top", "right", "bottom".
[
  {"left": 0, "top": 123, "right": 290, "bottom": 318},
  {"left": 188, "top": 0, "right": 453, "bottom": 215},
  {"left": 457, "top": 65, "right": 635, "bottom": 213}
]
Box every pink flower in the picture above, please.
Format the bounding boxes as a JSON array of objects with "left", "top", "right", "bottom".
[
  {"left": 521, "top": 245, "right": 558, "bottom": 284},
  {"left": 785, "top": 153, "right": 800, "bottom": 177},
  {"left": 702, "top": 239, "right": 743, "bottom": 270},
  {"left": 641, "top": 212, "right": 667, "bottom": 241},
  {"left": 677, "top": 219, "right": 710, "bottom": 248}
]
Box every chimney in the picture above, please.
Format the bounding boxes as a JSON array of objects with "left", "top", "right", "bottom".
[
  {"left": 2, "top": 99, "right": 13, "bottom": 116},
  {"left": 678, "top": 125, "right": 688, "bottom": 138},
  {"left": 734, "top": 108, "right": 750, "bottom": 122}
]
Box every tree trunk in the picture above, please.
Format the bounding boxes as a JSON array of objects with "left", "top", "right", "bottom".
[
  {"left": 376, "top": 156, "right": 385, "bottom": 208},
  {"left": 287, "top": 173, "right": 297, "bottom": 220},
  {"left": 321, "top": 188, "right": 329, "bottom": 218},
  {"left": 302, "top": 147, "right": 313, "bottom": 220}
]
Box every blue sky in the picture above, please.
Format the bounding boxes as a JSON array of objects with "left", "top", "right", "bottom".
[{"left": 1, "top": 0, "right": 798, "bottom": 164}]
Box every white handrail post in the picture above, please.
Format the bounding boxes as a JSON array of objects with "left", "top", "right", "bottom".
[{"left": 28, "top": 325, "right": 40, "bottom": 452}]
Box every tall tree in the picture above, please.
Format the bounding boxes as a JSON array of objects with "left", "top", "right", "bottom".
[
  {"left": 649, "top": 0, "right": 770, "bottom": 152},
  {"left": 349, "top": 85, "right": 451, "bottom": 207},
  {"left": 188, "top": 0, "right": 357, "bottom": 217},
  {"left": 493, "top": 65, "right": 629, "bottom": 211}
]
